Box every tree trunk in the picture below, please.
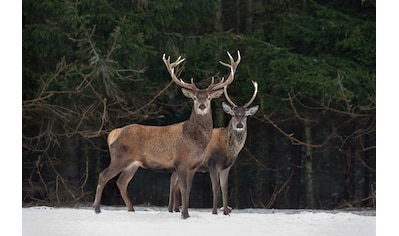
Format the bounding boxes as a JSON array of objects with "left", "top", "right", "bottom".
[
  {"left": 236, "top": 0, "right": 241, "bottom": 34},
  {"left": 363, "top": 134, "right": 371, "bottom": 207},
  {"left": 245, "top": 0, "right": 253, "bottom": 33},
  {"left": 63, "top": 137, "right": 81, "bottom": 188},
  {"left": 232, "top": 164, "right": 240, "bottom": 209},
  {"left": 305, "top": 122, "right": 315, "bottom": 208},
  {"left": 255, "top": 126, "right": 270, "bottom": 207},
  {"left": 289, "top": 125, "right": 302, "bottom": 208},
  {"left": 343, "top": 145, "right": 355, "bottom": 202},
  {"left": 214, "top": 0, "right": 223, "bottom": 32}
]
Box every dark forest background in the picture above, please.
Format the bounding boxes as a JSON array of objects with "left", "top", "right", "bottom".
[{"left": 22, "top": 0, "right": 375, "bottom": 210}]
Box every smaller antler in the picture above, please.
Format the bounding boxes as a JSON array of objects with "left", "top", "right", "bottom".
[
  {"left": 209, "top": 51, "right": 241, "bottom": 91},
  {"left": 224, "top": 80, "right": 258, "bottom": 108},
  {"left": 163, "top": 54, "right": 199, "bottom": 91}
]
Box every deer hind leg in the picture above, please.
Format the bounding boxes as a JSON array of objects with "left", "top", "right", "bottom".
[
  {"left": 209, "top": 166, "right": 220, "bottom": 214},
  {"left": 168, "top": 172, "right": 180, "bottom": 212},
  {"left": 167, "top": 173, "right": 175, "bottom": 212},
  {"left": 116, "top": 162, "right": 140, "bottom": 212},
  {"left": 219, "top": 166, "right": 232, "bottom": 215},
  {"left": 93, "top": 161, "right": 127, "bottom": 214}
]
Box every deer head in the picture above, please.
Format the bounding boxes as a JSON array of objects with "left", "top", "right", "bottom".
[
  {"left": 163, "top": 51, "right": 241, "bottom": 116},
  {"left": 222, "top": 81, "right": 259, "bottom": 131}
]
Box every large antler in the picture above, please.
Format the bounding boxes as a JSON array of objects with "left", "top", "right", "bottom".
[
  {"left": 224, "top": 80, "right": 258, "bottom": 108},
  {"left": 209, "top": 51, "right": 241, "bottom": 91},
  {"left": 163, "top": 54, "right": 199, "bottom": 91}
]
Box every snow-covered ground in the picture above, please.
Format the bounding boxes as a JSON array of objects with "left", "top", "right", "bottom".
[{"left": 22, "top": 206, "right": 375, "bottom": 236}]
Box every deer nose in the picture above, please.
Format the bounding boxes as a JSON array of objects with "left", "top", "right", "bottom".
[
  {"left": 199, "top": 104, "right": 206, "bottom": 110},
  {"left": 236, "top": 123, "right": 244, "bottom": 129}
]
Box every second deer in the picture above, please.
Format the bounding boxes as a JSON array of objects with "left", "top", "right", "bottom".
[{"left": 168, "top": 80, "right": 259, "bottom": 215}]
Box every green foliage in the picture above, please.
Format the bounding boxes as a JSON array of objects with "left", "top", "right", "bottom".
[{"left": 238, "top": 0, "right": 375, "bottom": 118}]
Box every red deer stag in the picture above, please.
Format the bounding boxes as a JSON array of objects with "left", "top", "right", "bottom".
[
  {"left": 168, "top": 80, "right": 258, "bottom": 215},
  {"left": 93, "top": 51, "right": 241, "bottom": 219}
]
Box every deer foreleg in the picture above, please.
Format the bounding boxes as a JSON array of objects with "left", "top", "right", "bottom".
[
  {"left": 220, "top": 166, "right": 232, "bottom": 215},
  {"left": 185, "top": 170, "right": 195, "bottom": 212},
  {"left": 209, "top": 166, "right": 220, "bottom": 214},
  {"left": 173, "top": 184, "right": 180, "bottom": 212},
  {"left": 177, "top": 169, "right": 189, "bottom": 219}
]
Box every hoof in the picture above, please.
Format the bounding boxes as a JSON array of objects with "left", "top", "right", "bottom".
[
  {"left": 94, "top": 206, "right": 101, "bottom": 214},
  {"left": 174, "top": 208, "right": 180, "bottom": 213},
  {"left": 181, "top": 213, "right": 190, "bottom": 219},
  {"left": 223, "top": 209, "right": 231, "bottom": 216},
  {"left": 223, "top": 206, "right": 232, "bottom": 215}
]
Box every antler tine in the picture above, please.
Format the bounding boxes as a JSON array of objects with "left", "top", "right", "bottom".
[
  {"left": 212, "top": 51, "right": 241, "bottom": 91},
  {"left": 211, "top": 77, "right": 215, "bottom": 85},
  {"left": 189, "top": 78, "right": 199, "bottom": 90},
  {"left": 244, "top": 81, "right": 258, "bottom": 108},
  {"left": 163, "top": 54, "right": 195, "bottom": 90}
]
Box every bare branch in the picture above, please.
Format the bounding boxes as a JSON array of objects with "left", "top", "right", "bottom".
[
  {"left": 261, "top": 114, "right": 334, "bottom": 148},
  {"left": 265, "top": 170, "right": 294, "bottom": 209}
]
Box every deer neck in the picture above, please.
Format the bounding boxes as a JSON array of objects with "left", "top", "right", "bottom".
[
  {"left": 227, "top": 120, "right": 247, "bottom": 156},
  {"left": 184, "top": 109, "right": 213, "bottom": 148}
]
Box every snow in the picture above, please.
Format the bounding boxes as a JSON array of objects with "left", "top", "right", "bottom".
[{"left": 22, "top": 206, "right": 376, "bottom": 236}]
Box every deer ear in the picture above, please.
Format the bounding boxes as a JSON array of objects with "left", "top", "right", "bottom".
[
  {"left": 181, "top": 88, "right": 195, "bottom": 99},
  {"left": 211, "top": 89, "right": 224, "bottom": 99},
  {"left": 246, "top": 105, "right": 259, "bottom": 116},
  {"left": 222, "top": 102, "right": 234, "bottom": 115}
]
